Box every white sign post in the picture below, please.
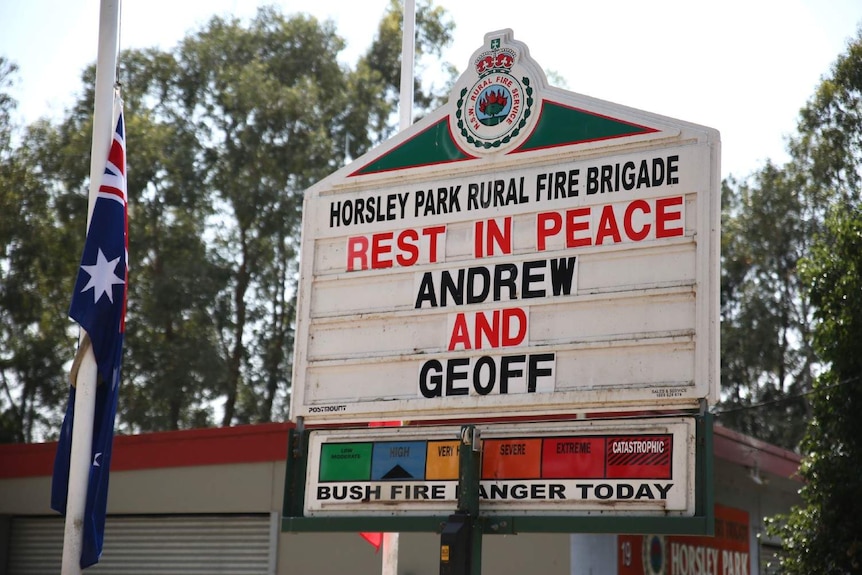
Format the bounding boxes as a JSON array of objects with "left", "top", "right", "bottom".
[{"left": 289, "top": 29, "right": 719, "bottom": 426}]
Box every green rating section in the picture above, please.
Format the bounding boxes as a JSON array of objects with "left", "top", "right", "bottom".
[{"left": 319, "top": 442, "right": 374, "bottom": 481}]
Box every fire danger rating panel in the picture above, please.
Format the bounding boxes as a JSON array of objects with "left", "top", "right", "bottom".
[
  {"left": 318, "top": 434, "right": 672, "bottom": 482},
  {"left": 303, "top": 418, "right": 695, "bottom": 517}
]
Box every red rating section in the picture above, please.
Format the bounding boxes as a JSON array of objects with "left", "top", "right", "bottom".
[
  {"left": 541, "top": 437, "right": 605, "bottom": 479},
  {"left": 479, "top": 434, "right": 673, "bottom": 480},
  {"left": 606, "top": 435, "right": 672, "bottom": 479},
  {"left": 481, "top": 439, "right": 542, "bottom": 480}
]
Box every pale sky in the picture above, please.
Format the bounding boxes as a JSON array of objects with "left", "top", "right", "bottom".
[{"left": 1, "top": 0, "right": 860, "bottom": 179}]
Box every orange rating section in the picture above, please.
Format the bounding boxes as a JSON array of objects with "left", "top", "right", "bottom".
[
  {"left": 426, "top": 440, "right": 461, "bottom": 480},
  {"left": 481, "top": 438, "right": 542, "bottom": 479},
  {"left": 605, "top": 435, "right": 672, "bottom": 479},
  {"left": 541, "top": 437, "right": 605, "bottom": 478}
]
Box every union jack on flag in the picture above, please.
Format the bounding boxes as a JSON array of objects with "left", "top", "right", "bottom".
[{"left": 52, "top": 97, "right": 128, "bottom": 569}]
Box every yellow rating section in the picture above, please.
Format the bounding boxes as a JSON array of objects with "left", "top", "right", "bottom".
[{"left": 425, "top": 440, "right": 461, "bottom": 480}]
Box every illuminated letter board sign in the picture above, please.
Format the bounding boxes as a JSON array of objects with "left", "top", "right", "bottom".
[{"left": 289, "top": 29, "right": 720, "bottom": 424}]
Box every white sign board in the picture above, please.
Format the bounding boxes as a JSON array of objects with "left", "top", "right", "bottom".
[
  {"left": 289, "top": 29, "right": 720, "bottom": 425},
  {"left": 303, "top": 418, "right": 697, "bottom": 517}
]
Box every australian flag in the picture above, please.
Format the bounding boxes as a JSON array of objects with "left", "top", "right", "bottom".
[{"left": 52, "top": 100, "right": 127, "bottom": 569}]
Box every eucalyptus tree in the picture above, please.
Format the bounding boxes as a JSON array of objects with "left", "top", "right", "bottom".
[
  {"left": 718, "top": 164, "right": 817, "bottom": 449},
  {"left": 1, "top": 2, "right": 455, "bottom": 436},
  {"left": 83, "top": 3, "right": 452, "bottom": 430},
  {"left": 716, "top": 31, "right": 862, "bottom": 449},
  {"left": 170, "top": 4, "right": 452, "bottom": 425},
  {"left": 770, "top": 206, "right": 862, "bottom": 573},
  {"left": 765, "top": 29, "right": 862, "bottom": 570},
  {"left": 0, "top": 58, "right": 77, "bottom": 442}
]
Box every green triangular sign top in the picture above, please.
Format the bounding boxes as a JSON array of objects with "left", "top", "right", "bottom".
[
  {"left": 350, "top": 118, "right": 475, "bottom": 177},
  {"left": 512, "top": 101, "right": 658, "bottom": 153},
  {"left": 350, "top": 101, "right": 658, "bottom": 176}
]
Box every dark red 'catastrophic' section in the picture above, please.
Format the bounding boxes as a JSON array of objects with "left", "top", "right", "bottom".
[{"left": 605, "top": 435, "right": 672, "bottom": 479}]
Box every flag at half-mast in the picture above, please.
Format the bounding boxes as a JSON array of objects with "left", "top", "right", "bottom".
[{"left": 52, "top": 97, "right": 128, "bottom": 569}]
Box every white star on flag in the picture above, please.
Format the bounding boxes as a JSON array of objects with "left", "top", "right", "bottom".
[{"left": 79, "top": 248, "right": 125, "bottom": 304}]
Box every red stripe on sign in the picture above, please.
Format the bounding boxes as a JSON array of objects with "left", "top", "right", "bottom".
[{"left": 606, "top": 435, "right": 672, "bottom": 479}]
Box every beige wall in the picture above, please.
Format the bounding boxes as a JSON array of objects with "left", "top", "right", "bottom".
[
  {"left": 0, "top": 476, "right": 53, "bottom": 515},
  {"left": 1, "top": 460, "right": 572, "bottom": 575},
  {"left": 276, "top": 532, "right": 570, "bottom": 575},
  {"left": 0, "top": 462, "right": 282, "bottom": 515},
  {"left": 108, "top": 461, "right": 284, "bottom": 514}
]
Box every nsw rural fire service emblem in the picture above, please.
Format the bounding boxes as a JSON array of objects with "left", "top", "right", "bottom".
[{"left": 455, "top": 35, "right": 535, "bottom": 152}]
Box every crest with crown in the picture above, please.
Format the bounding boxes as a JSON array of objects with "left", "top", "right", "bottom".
[
  {"left": 474, "top": 44, "right": 517, "bottom": 76},
  {"left": 450, "top": 30, "right": 541, "bottom": 154}
]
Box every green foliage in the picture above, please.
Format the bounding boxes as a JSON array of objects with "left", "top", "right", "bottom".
[
  {"left": 346, "top": 0, "right": 455, "bottom": 151},
  {"left": 717, "top": 28, "right": 862, "bottom": 451},
  {"left": 764, "top": 27, "right": 862, "bottom": 572},
  {"left": 0, "top": 59, "right": 77, "bottom": 441},
  {"left": 718, "top": 164, "right": 816, "bottom": 449},
  {"left": 768, "top": 206, "right": 862, "bottom": 574},
  {"left": 0, "top": 57, "right": 14, "bottom": 149},
  {"left": 0, "top": 3, "right": 455, "bottom": 440},
  {"left": 792, "top": 29, "right": 862, "bottom": 205}
]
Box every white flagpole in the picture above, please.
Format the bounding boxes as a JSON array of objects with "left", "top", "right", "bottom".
[
  {"left": 381, "top": 3, "right": 415, "bottom": 575},
  {"left": 60, "top": 0, "right": 121, "bottom": 573},
  {"left": 398, "top": 0, "right": 416, "bottom": 133}
]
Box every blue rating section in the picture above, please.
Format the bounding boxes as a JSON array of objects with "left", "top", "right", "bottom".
[{"left": 371, "top": 441, "right": 427, "bottom": 480}]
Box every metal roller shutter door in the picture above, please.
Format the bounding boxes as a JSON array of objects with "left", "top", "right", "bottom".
[{"left": 8, "top": 514, "right": 274, "bottom": 574}]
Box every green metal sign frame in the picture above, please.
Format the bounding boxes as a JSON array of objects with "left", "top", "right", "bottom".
[{"left": 281, "top": 412, "right": 714, "bottom": 537}]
